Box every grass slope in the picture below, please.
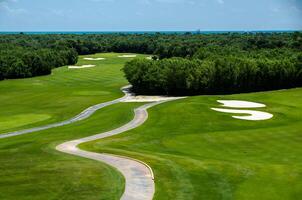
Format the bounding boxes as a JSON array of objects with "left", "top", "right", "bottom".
[
  {"left": 0, "top": 103, "right": 139, "bottom": 200},
  {"left": 0, "top": 53, "right": 145, "bottom": 199},
  {"left": 0, "top": 53, "right": 145, "bottom": 134},
  {"left": 81, "top": 88, "right": 302, "bottom": 200},
  {"left": 1, "top": 52, "right": 301, "bottom": 200}
]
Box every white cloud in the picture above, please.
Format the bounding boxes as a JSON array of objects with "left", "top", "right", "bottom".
[
  {"left": 0, "top": 0, "right": 18, "bottom": 3},
  {"left": 0, "top": 0, "right": 27, "bottom": 15},
  {"left": 0, "top": 5, "right": 27, "bottom": 14}
]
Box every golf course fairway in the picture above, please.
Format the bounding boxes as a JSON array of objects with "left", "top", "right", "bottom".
[
  {"left": 1, "top": 53, "right": 302, "bottom": 200},
  {"left": 81, "top": 87, "right": 302, "bottom": 200},
  {"left": 0, "top": 53, "right": 145, "bottom": 135}
]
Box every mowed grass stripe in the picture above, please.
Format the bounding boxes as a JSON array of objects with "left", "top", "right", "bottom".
[
  {"left": 81, "top": 87, "right": 302, "bottom": 200},
  {"left": 2, "top": 52, "right": 300, "bottom": 199},
  {"left": 0, "top": 53, "right": 138, "bottom": 134},
  {"left": 0, "top": 102, "right": 141, "bottom": 200}
]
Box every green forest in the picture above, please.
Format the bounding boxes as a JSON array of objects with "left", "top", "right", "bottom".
[
  {"left": 124, "top": 47, "right": 302, "bottom": 95},
  {"left": 0, "top": 45, "right": 77, "bottom": 79},
  {"left": 1, "top": 32, "right": 302, "bottom": 94}
]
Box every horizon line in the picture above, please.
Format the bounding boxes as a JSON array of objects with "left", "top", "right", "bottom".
[{"left": 0, "top": 29, "right": 301, "bottom": 33}]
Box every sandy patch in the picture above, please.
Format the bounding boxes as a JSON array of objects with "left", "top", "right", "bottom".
[
  {"left": 83, "top": 58, "right": 105, "bottom": 61},
  {"left": 120, "top": 86, "right": 186, "bottom": 102},
  {"left": 118, "top": 55, "right": 137, "bottom": 58},
  {"left": 146, "top": 56, "right": 153, "bottom": 60},
  {"left": 212, "top": 100, "right": 273, "bottom": 121},
  {"left": 121, "top": 94, "right": 186, "bottom": 103},
  {"left": 68, "top": 65, "right": 96, "bottom": 69},
  {"left": 122, "top": 95, "right": 185, "bottom": 102},
  {"left": 211, "top": 108, "right": 273, "bottom": 121},
  {"left": 217, "top": 100, "right": 266, "bottom": 108}
]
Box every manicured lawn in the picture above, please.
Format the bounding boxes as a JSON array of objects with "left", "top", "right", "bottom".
[
  {"left": 0, "top": 102, "right": 140, "bottom": 200},
  {"left": 0, "top": 53, "right": 145, "bottom": 134},
  {"left": 81, "top": 88, "right": 302, "bottom": 200},
  {"left": 0, "top": 53, "right": 144, "bottom": 199},
  {"left": 1, "top": 52, "right": 301, "bottom": 200}
]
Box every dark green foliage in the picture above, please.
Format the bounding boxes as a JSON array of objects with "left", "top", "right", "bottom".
[
  {"left": 0, "top": 70, "right": 4, "bottom": 80},
  {"left": 123, "top": 56, "right": 302, "bottom": 95},
  {"left": 0, "top": 44, "right": 78, "bottom": 79},
  {"left": 122, "top": 32, "right": 302, "bottom": 95},
  {"left": 0, "top": 32, "right": 301, "bottom": 82}
]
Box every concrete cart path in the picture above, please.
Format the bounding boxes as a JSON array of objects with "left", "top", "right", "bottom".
[
  {"left": 0, "top": 86, "right": 131, "bottom": 139},
  {"left": 56, "top": 102, "right": 167, "bottom": 200},
  {"left": 1, "top": 84, "right": 185, "bottom": 200}
]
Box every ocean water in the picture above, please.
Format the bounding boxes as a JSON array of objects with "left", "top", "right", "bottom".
[{"left": 0, "top": 30, "right": 299, "bottom": 35}]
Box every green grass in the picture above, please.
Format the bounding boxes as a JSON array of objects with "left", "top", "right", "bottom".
[
  {"left": 81, "top": 88, "right": 302, "bottom": 200},
  {"left": 0, "top": 53, "right": 145, "bottom": 199},
  {"left": 0, "top": 102, "right": 139, "bottom": 200},
  {"left": 0, "top": 53, "right": 146, "bottom": 134},
  {"left": 1, "top": 52, "right": 302, "bottom": 199}
]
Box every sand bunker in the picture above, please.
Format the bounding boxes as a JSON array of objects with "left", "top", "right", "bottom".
[
  {"left": 83, "top": 58, "right": 105, "bottom": 61},
  {"left": 146, "top": 56, "right": 153, "bottom": 60},
  {"left": 120, "top": 86, "right": 185, "bottom": 102},
  {"left": 211, "top": 108, "right": 273, "bottom": 121},
  {"left": 118, "top": 55, "right": 137, "bottom": 58},
  {"left": 68, "top": 65, "right": 96, "bottom": 69},
  {"left": 217, "top": 100, "right": 266, "bottom": 108},
  {"left": 122, "top": 95, "right": 185, "bottom": 102},
  {"left": 212, "top": 100, "right": 273, "bottom": 121}
]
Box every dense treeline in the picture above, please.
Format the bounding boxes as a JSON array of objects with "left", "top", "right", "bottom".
[
  {"left": 0, "top": 43, "right": 77, "bottom": 80},
  {"left": 1, "top": 32, "right": 301, "bottom": 88},
  {"left": 124, "top": 55, "right": 302, "bottom": 95},
  {"left": 2, "top": 32, "right": 301, "bottom": 57},
  {"left": 122, "top": 32, "right": 302, "bottom": 95}
]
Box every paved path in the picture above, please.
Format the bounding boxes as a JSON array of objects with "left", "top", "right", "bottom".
[
  {"left": 1, "top": 85, "right": 185, "bottom": 200},
  {"left": 56, "top": 102, "right": 165, "bottom": 200},
  {"left": 0, "top": 86, "right": 131, "bottom": 139},
  {"left": 56, "top": 98, "right": 184, "bottom": 200}
]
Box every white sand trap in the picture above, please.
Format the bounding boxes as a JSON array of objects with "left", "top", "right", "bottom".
[
  {"left": 68, "top": 65, "right": 96, "bottom": 69},
  {"left": 83, "top": 58, "right": 105, "bottom": 61},
  {"left": 122, "top": 96, "right": 185, "bottom": 102},
  {"left": 146, "top": 56, "right": 153, "bottom": 60},
  {"left": 122, "top": 95, "right": 185, "bottom": 102},
  {"left": 217, "top": 100, "right": 266, "bottom": 108},
  {"left": 118, "top": 55, "right": 137, "bottom": 58},
  {"left": 120, "top": 86, "right": 186, "bottom": 102},
  {"left": 211, "top": 108, "right": 273, "bottom": 121},
  {"left": 212, "top": 100, "right": 273, "bottom": 121}
]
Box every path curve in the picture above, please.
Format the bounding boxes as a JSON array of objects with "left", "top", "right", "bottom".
[
  {"left": 1, "top": 85, "right": 185, "bottom": 200},
  {"left": 56, "top": 97, "right": 184, "bottom": 200},
  {"left": 56, "top": 101, "right": 167, "bottom": 200},
  {"left": 0, "top": 86, "right": 131, "bottom": 139}
]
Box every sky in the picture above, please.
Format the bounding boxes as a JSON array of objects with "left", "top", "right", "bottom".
[{"left": 0, "top": 0, "right": 301, "bottom": 31}]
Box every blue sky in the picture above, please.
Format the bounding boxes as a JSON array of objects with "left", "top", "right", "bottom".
[{"left": 0, "top": 0, "right": 301, "bottom": 31}]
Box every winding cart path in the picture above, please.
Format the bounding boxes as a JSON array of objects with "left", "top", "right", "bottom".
[
  {"left": 1, "top": 86, "right": 184, "bottom": 200},
  {"left": 56, "top": 102, "right": 164, "bottom": 200},
  {"left": 0, "top": 86, "right": 131, "bottom": 139}
]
